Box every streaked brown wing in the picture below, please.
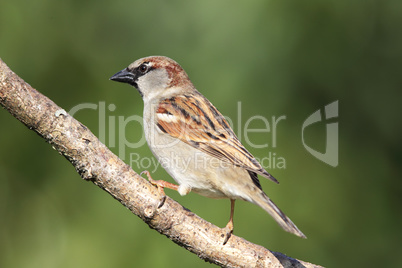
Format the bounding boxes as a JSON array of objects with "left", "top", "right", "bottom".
[{"left": 156, "top": 93, "right": 278, "bottom": 183}]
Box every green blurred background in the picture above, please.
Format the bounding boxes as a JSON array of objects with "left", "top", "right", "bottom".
[{"left": 1, "top": 0, "right": 401, "bottom": 267}]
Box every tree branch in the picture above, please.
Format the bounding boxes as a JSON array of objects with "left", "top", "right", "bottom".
[{"left": 0, "top": 59, "right": 322, "bottom": 268}]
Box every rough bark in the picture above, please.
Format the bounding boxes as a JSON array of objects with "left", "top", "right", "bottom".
[{"left": 0, "top": 58, "right": 323, "bottom": 268}]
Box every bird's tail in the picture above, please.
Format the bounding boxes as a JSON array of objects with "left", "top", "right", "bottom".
[{"left": 252, "top": 192, "right": 307, "bottom": 238}]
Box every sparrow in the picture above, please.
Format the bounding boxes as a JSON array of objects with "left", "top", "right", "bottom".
[{"left": 110, "top": 56, "right": 306, "bottom": 244}]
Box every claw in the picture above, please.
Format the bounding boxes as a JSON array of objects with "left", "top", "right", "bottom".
[{"left": 158, "top": 195, "right": 167, "bottom": 208}]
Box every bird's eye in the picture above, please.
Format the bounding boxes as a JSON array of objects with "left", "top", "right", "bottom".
[{"left": 139, "top": 63, "right": 149, "bottom": 74}]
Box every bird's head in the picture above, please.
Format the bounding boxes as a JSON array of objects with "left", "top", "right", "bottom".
[{"left": 110, "top": 56, "right": 194, "bottom": 101}]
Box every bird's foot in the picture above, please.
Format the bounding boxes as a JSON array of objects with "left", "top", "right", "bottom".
[
  {"left": 222, "top": 221, "right": 234, "bottom": 245},
  {"left": 140, "top": 170, "right": 179, "bottom": 208}
]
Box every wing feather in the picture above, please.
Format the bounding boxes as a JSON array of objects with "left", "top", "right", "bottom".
[{"left": 156, "top": 93, "right": 278, "bottom": 183}]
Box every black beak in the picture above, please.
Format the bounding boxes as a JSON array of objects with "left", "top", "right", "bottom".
[{"left": 110, "top": 68, "right": 136, "bottom": 85}]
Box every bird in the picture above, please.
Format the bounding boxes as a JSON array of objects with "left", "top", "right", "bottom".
[{"left": 110, "top": 56, "right": 306, "bottom": 244}]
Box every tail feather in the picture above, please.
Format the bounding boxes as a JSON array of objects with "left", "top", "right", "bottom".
[{"left": 253, "top": 193, "right": 306, "bottom": 238}]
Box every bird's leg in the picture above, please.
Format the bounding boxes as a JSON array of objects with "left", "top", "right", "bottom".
[
  {"left": 223, "top": 199, "right": 236, "bottom": 245},
  {"left": 140, "top": 170, "right": 179, "bottom": 208}
]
